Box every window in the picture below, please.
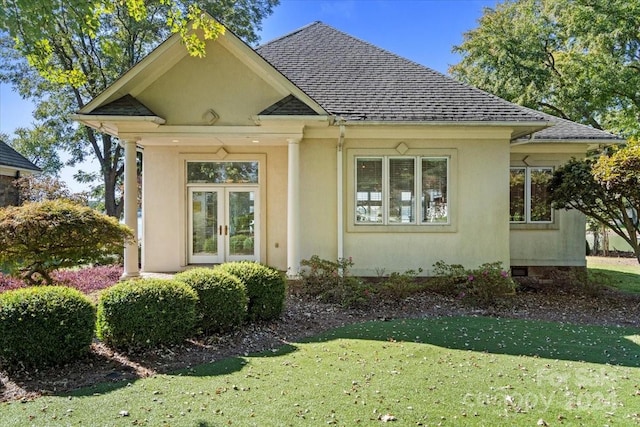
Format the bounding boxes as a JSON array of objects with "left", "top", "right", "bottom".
[
  {"left": 187, "top": 161, "right": 259, "bottom": 184},
  {"left": 355, "top": 156, "right": 448, "bottom": 225},
  {"left": 510, "top": 167, "right": 553, "bottom": 223}
]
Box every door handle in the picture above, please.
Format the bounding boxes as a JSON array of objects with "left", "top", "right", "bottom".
[
  {"left": 225, "top": 225, "right": 228, "bottom": 235},
  {"left": 219, "top": 225, "right": 222, "bottom": 235}
]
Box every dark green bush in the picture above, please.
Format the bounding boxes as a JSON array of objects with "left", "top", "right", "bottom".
[
  {"left": 96, "top": 279, "right": 197, "bottom": 350},
  {"left": 217, "top": 262, "right": 285, "bottom": 321},
  {"left": 174, "top": 268, "right": 247, "bottom": 333},
  {"left": 0, "top": 286, "right": 96, "bottom": 367}
]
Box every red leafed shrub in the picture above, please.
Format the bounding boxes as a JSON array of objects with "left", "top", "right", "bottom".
[{"left": 1, "top": 265, "right": 122, "bottom": 294}]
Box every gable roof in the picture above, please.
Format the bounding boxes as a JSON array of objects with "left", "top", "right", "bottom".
[
  {"left": 91, "top": 94, "right": 158, "bottom": 116},
  {"left": 256, "top": 22, "right": 545, "bottom": 124},
  {"left": 0, "top": 140, "right": 41, "bottom": 173}
]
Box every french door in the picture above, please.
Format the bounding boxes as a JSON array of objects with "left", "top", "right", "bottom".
[{"left": 189, "top": 187, "right": 259, "bottom": 264}]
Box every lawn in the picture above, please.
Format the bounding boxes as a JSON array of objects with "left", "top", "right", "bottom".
[
  {"left": 2, "top": 316, "right": 639, "bottom": 426},
  {"left": 587, "top": 256, "right": 640, "bottom": 294}
]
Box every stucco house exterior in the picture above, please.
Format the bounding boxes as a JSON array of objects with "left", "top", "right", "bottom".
[
  {"left": 73, "top": 21, "right": 620, "bottom": 279},
  {"left": 0, "top": 140, "right": 41, "bottom": 207}
]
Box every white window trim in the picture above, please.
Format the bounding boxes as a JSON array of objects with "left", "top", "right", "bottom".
[
  {"left": 510, "top": 166, "right": 554, "bottom": 224},
  {"left": 348, "top": 148, "right": 456, "bottom": 233}
]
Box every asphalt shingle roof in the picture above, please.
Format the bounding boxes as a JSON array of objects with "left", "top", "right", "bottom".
[
  {"left": 520, "top": 108, "right": 621, "bottom": 141},
  {"left": 256, "top": 22, "right": 546, "bottom": 123},
  {"left": 91, "top": 94, "right": 157, "bottom": 116},
  {"left": 0, "top": 140, "right": 41, "bottom": 172},
  {"left": 260, "top": 94, "right": 318, "bottom": 116}
]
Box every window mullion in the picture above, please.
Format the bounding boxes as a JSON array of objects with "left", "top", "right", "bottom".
[
  {"left": 525, "top": 168, "right": 532, "bottom": 223},
  {"left": 383, "top": 156, "right": 389, "bottom": 225}
]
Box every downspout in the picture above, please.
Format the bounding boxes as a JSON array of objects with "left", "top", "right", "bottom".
[{"left": 337, "top": 121, "right": 345, "bottom": 262}]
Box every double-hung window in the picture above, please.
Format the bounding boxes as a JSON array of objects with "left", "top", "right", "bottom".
[
  {"left": 355, "top": 156, "right": 449, "bottom": 225},
  {"left": 510, "top": 167, "right": 553, "bottom": 223}
]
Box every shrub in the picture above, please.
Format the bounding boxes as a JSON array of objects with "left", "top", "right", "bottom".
[
  {"left": 96, "top": 279, "right": 197, "bottom": 350},
  {"left": 0, "top": 286, "right": 96, "bottom": 367},
  {"left": 379, "top": 268, "right": 424, "bottom": 300},
  {"left": 217, "top": 262, "right": 285, "bottom": 321},
  {"left": 0, "top": 200, "right": 134, "bottom": 285},
  {"left": 431, "top": 261, "right": 516, "bottom": 305},
  {"left": 298, "top": 256, "right": 373, "bottom": 308},
  {"left": 174, "top": 268, "right": 247, "bottom": 333}
]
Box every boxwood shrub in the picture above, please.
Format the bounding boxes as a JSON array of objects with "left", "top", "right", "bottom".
[
  {"left": 96, "top": 279, "right": 197, "bottom": 351},
  {"left": 174, "top": 268, "right": 247, "bottom": 333},
  {"left": 217, "top": 262, "right": 285, "bottom": 321},
  {"left": 0, "top": 286, "right": 96, "bottom": 367}
]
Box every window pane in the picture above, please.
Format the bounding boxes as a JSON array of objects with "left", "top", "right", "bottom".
[
  {"left": 421, "top": 158, "right": 448, "bottom": 223},
  {"left": 389, "top": 158, "right": 415, "bottom": 223},
  {"left": 530, "top": 168, "right": 553, "bottom": 222},
  {"left": 509, "top": 168, "right": 526, "bottom": 222},
  {"left": 187, "top": 162, "right": 258, "bottom": 184},
  {"left": 356, "top": 158, "right": 383, "bottom": 223}
]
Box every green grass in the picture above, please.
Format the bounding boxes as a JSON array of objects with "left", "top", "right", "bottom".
[
  {"left": 2, "top": 316, "right": 639, "bottom": 426},
  {"left": 587, "top": 258, "right": 640, "bottom": 294}
]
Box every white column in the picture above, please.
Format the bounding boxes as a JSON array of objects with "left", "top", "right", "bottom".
[
  {"left": 287, "top": 138, "right": 301, "bottom": 278},
  {"left": 121, "top": 139, "right": 140, "bottom": 280}
]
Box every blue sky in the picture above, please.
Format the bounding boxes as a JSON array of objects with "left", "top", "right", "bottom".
[{"left": 0, "top": 0, "right": 497, "bottom": 189}]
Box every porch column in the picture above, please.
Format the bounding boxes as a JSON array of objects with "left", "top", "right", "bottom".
[
  {"left": 121, "top": 139, "right": 140, "bottom": 280},
  {"left": 287, "top": 137, "right": 301, "bottom": 278}
]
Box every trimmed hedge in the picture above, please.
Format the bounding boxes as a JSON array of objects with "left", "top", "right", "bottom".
[
  {"left": 96, "top": 279, "right": 197, "bottom": 350},
  {"left": 217, "top": 262, "right": 285, "bottom": 321},
  {"left": 0, "top": 286, "right": 96, "bottom": 367},
  {"left": 174, "top": 268, "right": 248, "bottom": 333}
]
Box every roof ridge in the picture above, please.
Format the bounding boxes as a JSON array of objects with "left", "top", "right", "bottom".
[{"left": 257, "top": 21, "right": 323, "bottom": 49}]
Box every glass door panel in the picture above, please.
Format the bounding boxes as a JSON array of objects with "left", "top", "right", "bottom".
[
  {"left": 189, "top": 189, "right": 222, "bottom": 264},
  {"left": 227, "top": 190, "right": 256, "bottom": 260}
]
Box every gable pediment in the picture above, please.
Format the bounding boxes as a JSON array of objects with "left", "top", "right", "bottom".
[{"left": 78, "top": 21, "right": 326, "bottom": 131}]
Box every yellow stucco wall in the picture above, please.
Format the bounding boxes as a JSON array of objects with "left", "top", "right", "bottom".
[
  {"left": 142, "top": 144, "right": 288, "bottom": 272},
  {"left": 509, "top": 147, "right": 589, "bottom": 267},
  {"left": 297, "top": 128, "right": 513, "bottom": 276},
  {"left": 137, "top": 40, "right": 284, "bottom": 126}
]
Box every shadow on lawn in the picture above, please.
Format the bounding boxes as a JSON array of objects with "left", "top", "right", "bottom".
[
  {"left": 57, "top": 316, "right": 639, "bottom": 399},
  {"left": 300, "top": 316, "right": 640, "bottom": 368}
]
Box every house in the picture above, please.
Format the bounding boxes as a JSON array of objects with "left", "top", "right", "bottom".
[
  {"left": 72, "top": 20, "right": 620, "bottom": 280},
  {"left": 0, "top": 140, "right": 41, "bottom": 207}
]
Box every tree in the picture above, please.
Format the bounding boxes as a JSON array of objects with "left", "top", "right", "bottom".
[
  {"left": 13, "top": 174, "right": 87, "bottom": 205},
  {"left": 548, "top": 141, "right": 640, "bottom": 263},
  {"left": 0, "top": 200, "right": 135, "bottom": 285},
  {"left": 450, "top": 0, "right": 640, "bottom": 138},
  {"left": 0, "top": 0, "right": 278, "bottom": 218}
]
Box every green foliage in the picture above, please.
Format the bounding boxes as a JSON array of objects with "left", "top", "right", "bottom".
[
  {"left": 431, "top": 261, "right": 516, "bottom": 306},
  {"left": 96, "top": 279, "right": 197, "bottom": 350},
  {"left": 298, "top": 256, "right": 373, "bottom": 308},
  {"left": 549, "top": 142, "right": 640, "bottom": 263},
  {"left": 451, "top": 0, "right": 640, "bottom": 137},
  {"left": 0, "top": 200, "right": 134, "bottom": 285},
  {"left": 378, "top": 268, "right": 424, "bottom": 300},
  {"left": 217, "top": 262, "right": 285, "bottom": 320},
  {"left": 174, "top": 268, "right": 247, "bottom": 333},
  {"left": 0, "top": 286, "right": 95, "bottom": 367}
]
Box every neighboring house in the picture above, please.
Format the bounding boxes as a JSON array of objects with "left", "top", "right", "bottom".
[
  {"left": 0, "top": 140, "right": 41, "bottom": 207},
  {"left": 72, "top": 20, "right": 620, "bottom": 280}
]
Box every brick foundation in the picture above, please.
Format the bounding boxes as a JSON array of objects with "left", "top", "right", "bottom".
[
  {"left": 0, "top": 175, "right": 19, "bottom": 207},
  {"left": 512, "top": 265, "right": 587, "bottom": 290}
]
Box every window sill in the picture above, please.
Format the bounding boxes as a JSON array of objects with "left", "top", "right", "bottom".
[
  {"left": 348, "top": 223, "right": 456, "bottom": 233},
  {"left": 510, "top": 222, "right": 559, "bottom": 231}
]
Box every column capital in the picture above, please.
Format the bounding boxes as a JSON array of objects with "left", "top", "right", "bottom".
[{"left": 287, "top": 137, "right": 302, "bottom": 145}]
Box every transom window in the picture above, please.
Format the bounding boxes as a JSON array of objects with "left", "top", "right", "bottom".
[
  {"left": 510, "top": 167, "right": 553, "bottom": 223},
  {"left": 355, "top": 156, "right": 449, "bottom": 225},
  {"left": 187, "top": 161, "right": 259, "bottom": 184}
]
